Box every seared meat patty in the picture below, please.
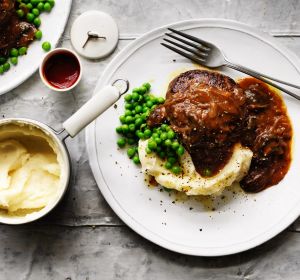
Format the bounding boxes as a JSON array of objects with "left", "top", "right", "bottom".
[
  {"left": 0, "top": 0, "right": 36, "bottom": 56},
  {"left": 147, "top": 70, "right": 246, "bottom": 177}
]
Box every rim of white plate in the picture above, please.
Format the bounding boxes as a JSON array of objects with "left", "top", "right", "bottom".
[{"left": 86, "top": 19, "right": 300, "bottom": 256}]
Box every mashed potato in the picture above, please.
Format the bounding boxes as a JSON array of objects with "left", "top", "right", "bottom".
[
  {"left": 139, "top": 140, "right": 253, "bottom": 196},
  {"left": 0, "top": 123, "right": 64, "bottom": 215}
]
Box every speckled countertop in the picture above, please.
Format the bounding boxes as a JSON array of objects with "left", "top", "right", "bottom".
[{"left": 1, "top": 0, "right": 300, "bottom": 279}]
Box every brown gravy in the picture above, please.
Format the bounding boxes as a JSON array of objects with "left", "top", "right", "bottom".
[{"left": 239, "top": 78, "right": 292, "bottom": 192}]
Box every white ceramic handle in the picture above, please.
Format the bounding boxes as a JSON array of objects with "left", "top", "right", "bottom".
[{"left": 63, "top": 85, "right": 120, "bottom": 137}]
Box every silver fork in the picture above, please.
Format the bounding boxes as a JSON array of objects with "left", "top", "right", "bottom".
[{"left": 161, "top": 28, "right": 300, "bottom": 101}]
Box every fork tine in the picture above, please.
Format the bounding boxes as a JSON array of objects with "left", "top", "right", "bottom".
[
  {"left": 161, "top": 43, "right": 206, "bottom": 64},
  {"left": 168, "top": 28, "right": 211, "bottom": 50},
  {"left": 165, "top": 33, "right": 209, "bottom": 53},
  {"left": 163, "top": 38, "right": 208, "bottom": 58}
]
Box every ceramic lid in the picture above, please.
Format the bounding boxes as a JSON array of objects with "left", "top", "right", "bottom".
[{"left": 70, "top": 10, "right": 119, "bottom": 59}]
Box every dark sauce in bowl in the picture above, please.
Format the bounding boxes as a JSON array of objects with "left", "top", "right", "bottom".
[{"left": 43, "top": 51, "right": 81, "bottom": 89}]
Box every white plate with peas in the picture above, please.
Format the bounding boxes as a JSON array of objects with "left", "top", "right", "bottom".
[
  {"left": 86, "top": 19, "right": 300, "bottom": 256},
  {"left": 0, "top": 0, "right": 72, "bottom": 95}
]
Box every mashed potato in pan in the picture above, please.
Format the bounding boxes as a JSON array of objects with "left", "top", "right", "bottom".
[{"left": 139, "top": 140, "right": 253, "bottom": 196}]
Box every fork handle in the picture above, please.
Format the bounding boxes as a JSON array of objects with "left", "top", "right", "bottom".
[{"left": 225, "top": 60, "right": 300, "bottom": 101}]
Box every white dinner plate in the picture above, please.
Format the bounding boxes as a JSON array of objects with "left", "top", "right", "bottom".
[
  {"left": 86, "top": 19, "right": 300, "bottom": 256},
  {"left": 0, "top": 0, "right": 72, "bottom": 95}
]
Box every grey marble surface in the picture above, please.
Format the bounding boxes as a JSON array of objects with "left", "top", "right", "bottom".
[{"left": 1, "top": 0, "right": 300, "bottom": 279}]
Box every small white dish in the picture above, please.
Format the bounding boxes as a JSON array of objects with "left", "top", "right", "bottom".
[
  {"left": 70, "top": 10, "right": 119, "bottom": 59},
  {"left": 39, "top": 48, "right": 82, "bottom": 92}
]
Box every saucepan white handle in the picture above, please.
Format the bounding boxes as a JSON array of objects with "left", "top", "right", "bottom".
[{"left": 63, "top": 85, "right": 120, "bottom": 137}]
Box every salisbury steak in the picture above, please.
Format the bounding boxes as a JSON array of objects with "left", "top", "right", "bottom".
[
  {"left": 0, "top": 0, "right": 37, "bottom": 56},
  {"left": 147, "top": 70, "right": 246, "bottom": 177}
]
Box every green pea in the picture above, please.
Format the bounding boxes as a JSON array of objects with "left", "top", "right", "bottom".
[
  {"left": 32, "top": 8, "right": 39, "bottom": 16},
  {"left": 150, "top": 134, "right": 158, "bottom": 141},
  {"left": 136, "top": 131, "right": 144, "bottom": 139},
  {"left": 132, "top": 92, "right": 139, "bottom": 101},
  {"left": 160, "top": 132, "right": 167, "bottom": 140},
  {"left": 16, "top": 9, "right": 24, "bottom": 17},
  {"left": 0, "top": 65, "right": 4, "bottom": 75},
  {"left": 172, "top": 141, "right": 179, "bottom": 150},
  {"left": 44, "top": 2, "right": 52, "bottom": 12},
  {"left": 203, "top": 168, "right": 212, "bottom": 177},
  {"left": 154, "top": 137, "right": 162, "bottom": 144},
  {"left": 144, "top": 129, "right": 152, "bottom": 138},
  {"left": 164, "top": 139, "right": 172, "bottom": 147},
  {"left": 18, "top": 47, "right": 27, "bottom": 55},
  {"left": 147, "top": 140, "right": 157, "bottom": 150},
  {"left": 3, "top": 62, "right": 10, "bottom": 72},
  {"left": 177, "top": 145, "right": 185, "bottom": 156},
  {"left": 26, "top": 13, "right": 35, "bottom": 22},
  {"left": 48, "top": 0, "right": 55, "bottom": 7},
  {"left": 125, "top": 109, "right": 133, "bottom": 116},
  {"left": 124, "top": 94, "right": 132, "bottom": 102},
  {"left": 145, "top": 147, "right": 152, "bottom": 154},
  {"left": 165, "top": 162, "right": 172, "bottom": 169},
  {"left": 42, "top": 41, "right": 51, "bottom": 52},
  {"left": 121, "top": 124, "right": 129, "bottom": 133},
  {"left": 143, "top": 82, "right": 151, "bottom": 91},
  {"left": 138, "top": 86, "right": 147, "bottom": 95},
  {"left": 161, "top": 124, "right": 168, "bottom": 131},
  {"left": 10, "top": 57, "right": 18, "bottom": 65},
  {"left": 119, "top": 115, "right": 126, "bottom": 124},
  {"left": 125, "top": 115, "right": 134, "bottom": 124},
  {"left": 146, "top": 100, "right": 153, "bottom": 108},
  {"left": 167, "top": 130, "right": 175, "bottom": 139},
  {"left": 135, "top": 105, "right": 143, "bottom": 113},
  {"left": 134, "top": 117, "right": 143, "bottom": 127},
  {"left": 127, "top": 147, "right": 136, "bottom": 158},
  {"left": 33, "top": 17, "right": 41, "bottom": 27},
  {"left": 141, "top": 112, "right": 149, "bottom": 120},
  {"left": 125, "top": 103, "right": 133, "bottom": 110},
  {"left": 10, "top": 48, "right": 18, "bottom": 57},
  {"left": 128, "top": 123, "right": 135, "bottom": 132},
  {"left": 172, "top": 166, "right": 182, "bottom": 174},
  {"left": 144, "top": 95, "right": 150, "bottom": 102},
  {"left": 117, "top": 138, "right": 126, "bottom": 148},
  {"left": 0, "top": 57, "right": 6, "bottom": 64},
  {"left": 116, "top": 126, "right": 123, "bottom": 134},
  {"left": 35, "top": 30, "right": 43, "bottom": 40},
  {"left": 26, "top": 3, "right": 33, "bottom": 10},
  {"left": 157, "top": 97, "right": 165, "bottom": 104},
  {"left": 150, "top": 96, "right": 157, "bottom": 104},
  {"left": 142, "top": 106, "right": 149, "bottom": 113},
  {"left": 37, "top": 2, "right": 44, "bottom": 11},
  {"left": 167, "top": 157, "right": 177, "bottom": 164},
  {"left": 133, "top": 155, "right": 140, "bottom": 164}
]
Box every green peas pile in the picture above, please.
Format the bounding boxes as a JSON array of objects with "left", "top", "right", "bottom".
[
  {"left": 0, "top": 0, "right": 54, "bottom": 75},
  {"left": 17, "top": 0, "right": 55, "bottom": 28},
  {"left": 116, "top": 82, "right": 184, "bottom": 174},
  {"left": 146, "top": 124, "right": 184, "bottom": 174}
]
